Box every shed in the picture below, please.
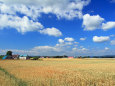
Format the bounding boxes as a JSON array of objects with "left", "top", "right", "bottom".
[
  {"left": 19, "top": 55, "right": 29, "bottom": 60},
  {"left": 2, "top": 55, "right": 14, "bottom": 59},
  {"left": 12, "top": 55, "right": 19, "bottom": 59},
  {"left": 40, "top": 56, "right": 44, "bottom": 58},
  {"left": 68, "top": 56, "right": 74, "bottom": 59}
]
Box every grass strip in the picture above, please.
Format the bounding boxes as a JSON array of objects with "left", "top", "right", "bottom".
[{"left": 0, "top": 66, "right": 27, "bottom": 86}]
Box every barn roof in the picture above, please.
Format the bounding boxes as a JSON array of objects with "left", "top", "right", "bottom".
[
  {"left": 12, "top": 55, "right": 19, "bottom": 58},
  {"left": 20, "top": 55, "right": 28, "bottom": 57}
]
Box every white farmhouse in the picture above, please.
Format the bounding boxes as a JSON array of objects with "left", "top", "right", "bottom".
[{"left": 19, "top": 55, "right": 29, "bottom": 60}]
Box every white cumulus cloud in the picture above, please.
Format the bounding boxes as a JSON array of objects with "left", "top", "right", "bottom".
[
  {"left": 0, "top": 14, "right": 62, "bottom": 36},
  {"left": 0, "top": 14, "right": 43, "bottom": 34},
  {"left": 93, "top": 36, "right": 110, "bottom": 43},
  {"left": 80, "top": 37, "right": 86, "bottom": 41},
  {"left": 33, "top": 46, "right": 59, "bottom": 52},
  {"left": 105, "top": 47, "right": 109, "bottom": 50},
  {"left": 0, "top": 0, "right": 91, "bottom": 20},
  {"left": 83, "top": 14, "right": 104, "bottom": 31},
  {"left": 0, "top": 1, "right": 91, "bottom": 36},
  {"left": 102, "top": 22, "right": 115, "bottom": 30},
  {"left": 64, "top": 37, "right": 74, "bottom": 42},
  {"left": 40, "top": 27, "right": 62, "bottom": 37},
  {"left": 82, "top": 14, "right": 115, "bottom": 31},
  {"left": 58, "top": 39, "right": 64, "bottom": 43}
]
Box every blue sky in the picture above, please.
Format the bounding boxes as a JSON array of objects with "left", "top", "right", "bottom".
[{"left": 0, "top": 0, "right": 115, "bottom": 56}]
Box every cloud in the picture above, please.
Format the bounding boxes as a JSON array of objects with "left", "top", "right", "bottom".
[
  {"left": 0, "top": 36, "right": 114, "bottom": 56},
  {"left": 82, "top": 14, "right": 115, "bottom": 31},
  {"left": 0, "top": 1, "right": 90, "bottom": 36},
  {"left": 105, "top": 47, "right": 109, "bottom": 50},
  {"left": 0, "top": 14, "right": 43, "bottom": 34},
  {"left": 72, "top": 47, "right": 88, "bottom": 54},
  {"left": 80, "top": 37, "right": 86, "bottom": 41},
  {"left": 1, "top": 47, "right": 115, "bottom": 56},
  {"left": 93, "top": 36, "right": 110, "bottom": 43},
  {"left": 0, "top": 3, "right": 41, "bottom": 20},
  {"left": 74, "top": 42, "right": 79, "bottom": 44},
  {"left": 83, "top": 14, "right": 104, "bottom": 31},
  {"left": 64, "top": 37, "right": 74, "bottom": 41},
  {"left": 30, "top": 37, "right": 77, "bottom": 55},
  {"left": 0, "top": 0, "right": 91, "bottom": 20},
  {"left": 58, "top": 39, "right": 64, "bottom": 43},
  {"left": 0, "top": 49, "right": 36, "bottom": 55},
  {"left": 32, "top": 46, "right": 61, "bottom": 52},
  {"left": 65, "top": 42, "right": 73, "bottom": 45},
  {"left": 102, "top": 22, "right": 115, "bottom": 30},
  {"left": 80, "top": 46, "right": 84, "bottom": 48},
  {"left": 40, "top": 27, "right": 62, "bottom": 37},
  {"left": 32, "top": 45, "right": 69, "bottom": 56},
  {"left": 111, "top": 40, "right": 115, "bottom": 45},
  {"left": 32, "top": 41, "right": 88, "bottom": 56},
  {"left": 110, "top": 34, "right": 115, "bottom": 37},
  {"left": 72, "top": 47, "right": 77, "bottom": 51},
  {"left": 0, "top": 3, "right": 15, "bottom": 15},
  {"left": 81, "top": 48, "right": 88, "bottom": 51},
  {"left": 0, "top": 14, "right": 62, "bottom": 36}
]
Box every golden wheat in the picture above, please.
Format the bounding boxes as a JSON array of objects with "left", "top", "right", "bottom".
[{"left": 0, "top": 58, "right": 115, "bottom": 86}]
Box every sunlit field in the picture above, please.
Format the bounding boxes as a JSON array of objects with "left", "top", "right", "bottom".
[{"left": 0, "top": 58, "right": 115, "bottom": 86}]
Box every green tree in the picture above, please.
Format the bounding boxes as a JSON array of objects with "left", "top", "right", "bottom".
[
  {"left": 6, "top": 51, "right": 12, "bottom": 56},
  {"left": 0, "top": 55, "right": 4, "bottom": 59}
]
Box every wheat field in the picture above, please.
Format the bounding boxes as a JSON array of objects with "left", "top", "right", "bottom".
[{"left": 0, "top": 58, "right": 115, "bottom": 86}]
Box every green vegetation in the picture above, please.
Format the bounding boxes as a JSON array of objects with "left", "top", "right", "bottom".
[
  {"left": 6, "top": 51, "right": 12, "bottom": 56},
  {"left": 30, "top": 56, "right": 39, "bottom": 60},
  {"left": 0, "top": 55, "right": 4, "bottom": 59}
]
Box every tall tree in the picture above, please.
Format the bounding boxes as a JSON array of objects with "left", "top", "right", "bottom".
[{"left": 6, "top": 51, "right": 12, "bottom": 56}]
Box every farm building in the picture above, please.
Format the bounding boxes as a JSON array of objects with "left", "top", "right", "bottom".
[
  {"left": 40, "top": 56, "right": 44, "bottom": 58},
  {"left": 19, "top": 55, "right": 29, "bottom": 60},
  {"left": 68, "top": 56, "right": 74, "bottom": 59},
  {"left": 2, "top": 55, "right": 13, "bottom": 59},
  {"left": 12, "top": 55, "right": 19, "bottom": 59},
  {"left": 2, "top": 55, "right": 19, "bottom": 60}
]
